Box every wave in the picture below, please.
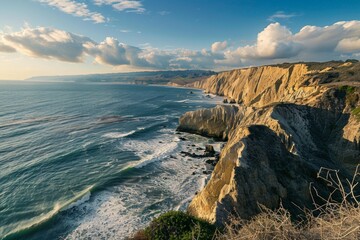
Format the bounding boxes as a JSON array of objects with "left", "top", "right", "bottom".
[
  {"left": 0, "top": 116, "right": 57, "bottom": 128},
  {"left": 3, "top": 186, "right": 94, "bottom": 240},
  {"left": 102, "top": 130, "right": 136, "bottom": 139},
  {"left": 96, "top": 115, "right": 134, "bottom": 124},
  {"left": 175, "top": 99, "right": 189, "bottom": 103},
  {"left": 122, "top": 135, "right": 179, "bottom": 169}
]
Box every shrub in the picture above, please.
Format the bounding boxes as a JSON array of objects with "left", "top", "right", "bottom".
[
  {"left": 131, "top": 211, "right": 217, "bottom": 240},
  {"left": 339, "top": 85, "right": 356, "bottom": 94},
  {"left": 217, "top": 165, "right": 360, "bottom": 240},
  {"left": 352, "top": 107, "right": 360, "bottom": 120}
]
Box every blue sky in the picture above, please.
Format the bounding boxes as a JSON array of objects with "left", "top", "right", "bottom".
[{"left": 1, "top": 0, "right": 360, "bottom": 79}]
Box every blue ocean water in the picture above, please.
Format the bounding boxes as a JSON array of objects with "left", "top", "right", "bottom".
[{"left": 0, "top": 81, "right": 219, "bottom": 239}]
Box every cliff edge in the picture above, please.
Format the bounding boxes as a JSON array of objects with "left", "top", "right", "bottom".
[{"left": 179, "top": 61, "right": 360, "bottom": 225}]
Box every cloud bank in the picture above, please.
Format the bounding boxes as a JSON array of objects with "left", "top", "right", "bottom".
[{"left": 1, "top": 21, "right": 360, "bottom": 70}]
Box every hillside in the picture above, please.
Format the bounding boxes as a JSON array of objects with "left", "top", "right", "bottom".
[{"left": 26, "top": 70, "right": 215, "bottom": 86}]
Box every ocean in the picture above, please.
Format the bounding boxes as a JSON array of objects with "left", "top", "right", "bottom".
[{"left": 0, "top": 81, "right": 220, "bottom": 240}]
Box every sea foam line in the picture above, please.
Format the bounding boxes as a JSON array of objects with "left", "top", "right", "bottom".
[
  {"left": 102, "top": 130, "right": 136, "bottom": 139},
  {"left": 3, "top": 185, "right": 94, "bottom": 240}
]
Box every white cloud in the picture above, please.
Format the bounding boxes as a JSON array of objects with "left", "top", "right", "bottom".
[
  {"left": 2, "top": 27, "right": 93, "bottom": 62},
  {"left": 211, "top": 41, "right": 228, "bottom": 52},
  {"left": 39, "top": 0, "right": 106, "bottom": 23},
  {"left": 0, "top": 37, "right": 16, "bottom": 52},
  {"left": 86, "top": 37, "right": 147, "bottom": 66},
  {"left": 223, "top": 20, "right": 360, "bottom": 65},
  {"left": 268, "top": 11, "right": 299, "bottom": 22},
  {"left": 2, "top": 21, "right": 360, "bottom": 71},
  {"left": 336, "top": 37, "right": 360, "bottom": 52},
  {"left": 94, "top": 0, "right": 145, "bottom": 13}
]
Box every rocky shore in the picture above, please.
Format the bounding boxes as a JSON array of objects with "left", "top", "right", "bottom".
[{"left": 177, "top": 61, "right": 360, "bottom": 225}]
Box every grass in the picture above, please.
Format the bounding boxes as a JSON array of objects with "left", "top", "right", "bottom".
[
  {"left": 352, "top": 107, "right": 360, "bottom": 120},
  {"left": 217, "top": 165, "right": 360, "bottom": 240},
  {"left": 339, "top": 85, "right": 356, "bottom": 94}
]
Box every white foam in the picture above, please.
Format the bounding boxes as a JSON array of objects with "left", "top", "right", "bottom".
[
  {"left": 3, "top": 186, "right": 93, "bottom": 239},
  {"left": 64, "top": 133, "right": 217, "bottom": 240},
  {"left": 102, "top": 130, "right": 136, "bottom": 139},
  {"left": 122, "top": 134, "right": 179, "bottom": 169},
  {"left": 175, "top": 99, "right": 189, "bottom": 103},
  {"left": 63, "top": 191, "right": 91, "bottom": 211}
]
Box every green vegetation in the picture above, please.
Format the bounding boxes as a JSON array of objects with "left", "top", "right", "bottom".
[
  {"left": 352, "top": 107, "right": 360, "bottom": 120},
  {"left": 131, "top": 211, "right": 217, "bottom": 240},
  {"left": 339, "top": 85, "right": 356, "bottom": 94},
  {"left": 338, "top": 85, "right": 360, "bottom": 118}
]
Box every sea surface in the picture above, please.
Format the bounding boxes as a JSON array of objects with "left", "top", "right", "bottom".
[{"left": 0, "top": 81, "right": 220, "bottom": 240}]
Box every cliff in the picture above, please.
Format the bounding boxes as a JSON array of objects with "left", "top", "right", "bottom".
[{"left": 179, "top": 61, "right": 360, "bottom": 225}]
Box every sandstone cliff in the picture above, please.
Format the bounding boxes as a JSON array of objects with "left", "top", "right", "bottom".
[{"left": 179, "top": 61, "right": 360, "bottom": 225}]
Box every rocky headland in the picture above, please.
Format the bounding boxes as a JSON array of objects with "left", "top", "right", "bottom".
[{"left": 177, "top": 60, "right": 360, "bottom": 225}]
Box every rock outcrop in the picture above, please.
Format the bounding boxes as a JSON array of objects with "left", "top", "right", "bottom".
[{"left": 179, "top": 61, "right": 360, "bottom": 225}]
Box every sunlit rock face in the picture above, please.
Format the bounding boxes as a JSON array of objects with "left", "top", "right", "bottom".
[{"left": 180, "top": 61, "right": 360, "bottom": 225}]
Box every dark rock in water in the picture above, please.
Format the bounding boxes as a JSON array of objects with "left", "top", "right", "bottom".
[
  {"left": 176, "top": 131, "right": 181, "bottom": 135},
  {"left": 205, "top": 158, "right": 219, "bottom": 167},
  {"left": 205, "top": 159, "right": 213, "bottom": 164},
  {"left": 205, "top": 145, "right": 215, "bottom": 153},
  {"left": 196, "top": 147, "right": 204, "bottom": 151},
  {"left": 159, "top": 141, "right": 163, "bottom": 143},
  {"left": 191, "top": 144, "right": 196, "bottom": 147},
  {"left": 169, "top": 155, "right": 176, "bottom": 159},
  {"left": 206, "top": 94, "right": 211, "bottom": 98},
  {"left": 202, "top": 170, "right": 209, "bottom": 174},
  {"left": 223, "top": 98, "right": 228, "bottom": 103},
  {"left": 192, "top": 172, "right": 196, "bottom": 175},
  {"left": 190, "top": 91, "right": 194, "bottom": 94},
  {"left": 204, "top": 145, "right": 216, "bottom": 157},
  {"left": 179, "top": 137, "right": 187, "bottom": 141},
  {"left": 229, "top": 99, "right": 236, "bottom": 104}
]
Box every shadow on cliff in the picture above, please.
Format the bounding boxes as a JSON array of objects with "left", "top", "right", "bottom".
[{"left": 181, "top": 92, "right": 360, "bottom": 225}]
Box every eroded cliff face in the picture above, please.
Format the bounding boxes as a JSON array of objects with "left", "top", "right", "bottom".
[
  {"left": 192, "top": 61, "right": 360, "bottom": 107},
  {"left": 180, "top": 61, "right": 360, "bottom": 224}
]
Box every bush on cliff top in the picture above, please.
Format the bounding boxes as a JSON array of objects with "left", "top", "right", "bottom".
[
  {"left": 131, "top": 211, "right": 217, "bottom": 240},
  {"left": 217, "top": 165, "right": 360, "bottom": 240}
]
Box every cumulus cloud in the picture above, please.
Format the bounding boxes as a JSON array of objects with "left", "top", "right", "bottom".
[
  {"left": 94, "top": 0, "right": 145, "bottom": 13},
  {"left": 0, "top": 41, "right": 16, "bottom": 53},
  {"left": 223, "top": 20, "right": 360, "bottom": 64},
  {"left": 86, "top": 37, "right": 148, "bottom": 66},
  {"left": 2, "top": 27, "right": 94, "bottom": 62},
  {"left": 39, "top": 0, "right": 106, "bottom": 23},
  {"left": 2, "top": 21, "right": 360, "bottom": 71},
  {"left": 336, "top": 37, "right": 360, "bottom": 52},
  {"left": 211, "top": 41, "right": 228, "bottom": 52}
]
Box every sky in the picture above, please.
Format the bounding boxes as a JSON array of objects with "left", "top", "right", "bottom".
[{"left": 0, "top": 0, "right": 360, "bottom": 80}]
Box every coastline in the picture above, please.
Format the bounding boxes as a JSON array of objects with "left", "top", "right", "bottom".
[{"left": 0, "top": 83, "right": 222, "bottom": 240}]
